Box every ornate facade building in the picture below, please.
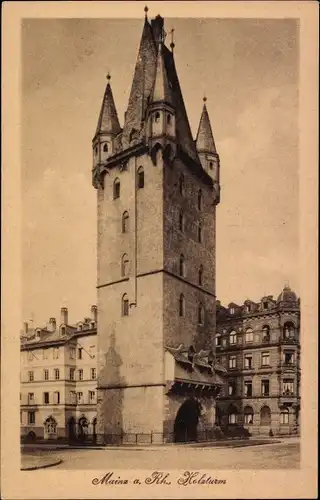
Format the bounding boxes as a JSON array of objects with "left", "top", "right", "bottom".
[
  {"left": 92, "top": 10, "right": 224, "bottom": 443},
  {"left": 20, "top": 307, "right": 98, "bottom": 441},
  {"left": 215, "top": 286, "right": 301, "bottom": 435}
]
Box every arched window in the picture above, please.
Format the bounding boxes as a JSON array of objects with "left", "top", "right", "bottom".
[
  {"left": 260, "top": 406, "right": 271, "bottom": 426},
  {"left": 280, "top": 408, "right": 289, "bottom": 425},
  {"left": 198, "top": 189, "right": 202, "bottom": 211},
  {"left": 179, "top": 210, "right": 184, "bottom": 232},
  {"left": 283, "top": 322, "right": 295, "bottom": 340},
  {"left": 122, "top": 294, "right": 129, "bottom": 316},
  {"left": 245, "top": 328, "right": 253, "bottom": 343},
  {"left": 262, "top": 325, "right": 270, "bottom": 342},
  {"left": 244, "top": 406, "right": 254, "bottom": 425},
  {"left": 137, "top": 167, "right": 144, "bottom": 189},
  {"left": 103, "top": 143, "right": 108, "bottom": 152},
  {"left": 198, "top": 223, "right": 202, "bottom": 243},
  {"left": 198, "top": 303, "right": 204, "bottom": 325},
  {"left": 179, "top": 254, "right": 185, "bottom": 277},
  {"left": 179, "top": 174, "right": 184, "bottom": 195},
  {"left": 122, "top": 211, "right": 129, "bottom": 233},
  {"left": 121, "top": 254, "right": 129, "bottom": 277},
  {"left": 155, "top": 112, "right": 160, "bottom": 123},
  {"left": 45, "top": 416, "right": 57, "bottom": 435},
  {"left": 179, "top": 294, "right": 185, "bottom": 317},
  {"left": 198, "top": 265, "right": 203, "bottom": 286},
  {"left": 113, "top": 178, "right": 120, "bottom": 199}
]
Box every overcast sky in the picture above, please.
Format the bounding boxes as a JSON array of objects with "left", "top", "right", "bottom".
[{"left": 21, "top": 16, "right": 299, "bottom": 326}]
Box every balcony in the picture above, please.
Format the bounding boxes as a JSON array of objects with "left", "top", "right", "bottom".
[
  {"left": 279, "top": 361, "right": 296, "bottom": 371},
  {"left": 279, "top": 391, "right": 297, "bottom": 405},
  {"left": 281, "top": 337, "right": 298, "bottom": 345}
]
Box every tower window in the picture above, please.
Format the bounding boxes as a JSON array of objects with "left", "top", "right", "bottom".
[
  {"left": 103, "top": 143, "right": 108, "bottom": 152},
  {"left": 198, "top": 303, "right": 204, "bottom": 325},
  {"left": 113, "top": 178, "right": 120, "bottom": 199},
  {"left": 95, "top": 146, "right": 98, "bottom": 156},
  {"left": 179, "top": 210, "right": 184, "bottom": 232},
  {"left": 137, "top": 167, "right": 144, "bottom": 189},
  {"left": 209, "top": 161, "right": 213, "bottom": 170},
  {"left": 179, "top": 254, "right": 185, "bottom": 277},
  {"left": 122, "top": 211, "right": 129, "bottom": 233},
  {"left": 198, "top": 265, "right": 203, "bottom": 286},
  {"left": 121, "top": 254, "right": 129, "bottom": 277},
  {"left": 122, "top": 294, "right": 129, "bottom": 316},
  {"left": 198, "top": 223, "right": 202, "bottom": 243},
  {"left": 179, "top": 174, "right": 184, "bottom": 195},
  {"left": 155, "top": 112, "right": 160, "bottom": 123},
  {"left": 167, "top": 114, "right": 172, "bottom": 125},
  {"left": 179, "top": 294, "right": 185, "bottom": 317},
  {"left": 198, "top": 189, "right": 202, "bottom": 211}
]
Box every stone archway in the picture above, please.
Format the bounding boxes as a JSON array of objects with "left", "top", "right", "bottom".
[{"left": 174, "top": 398, "right": 202, "bottom": 443}]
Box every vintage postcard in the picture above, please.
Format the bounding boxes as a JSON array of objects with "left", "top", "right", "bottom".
[{"left": 1, "top": 1, "right": 318, "bottom": 498}]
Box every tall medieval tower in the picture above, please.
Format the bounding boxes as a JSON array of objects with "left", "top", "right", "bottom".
[{"left": 92, "top": 11, "right": 223, "bottom": 443}]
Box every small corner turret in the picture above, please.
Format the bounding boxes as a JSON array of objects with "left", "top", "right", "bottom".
[{"left": 196, "top": 97, "right": 220, "bottom": 202}]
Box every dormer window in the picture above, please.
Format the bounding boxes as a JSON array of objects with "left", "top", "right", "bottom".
[
  {"left": 209, "top": 161, "right": 213, "bottom": 170},
  {"left": 90, "top": 321, "right": 95, "bottom": 330},
  {"left": 263, "top": 302, "right": 269, "bottom": 310},
  {"left": 155, "top": 112, "right": 160, "bottom": 123},
  {"left": 230, "top": 307, "right": 235, "bottom": 315},
  {"left": 78, "top": 324, "right": 83, "bottom": 332},
  {"left": 60, "top": 326, "right": 66, "bottom": 335},
  {"left": 35, "top": 329, "right": 41, "bottom": 340}
]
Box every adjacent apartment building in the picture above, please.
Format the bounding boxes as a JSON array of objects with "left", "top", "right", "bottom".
[
  {"left": 20, "top": 307, "right": 98, "bottom": 441},
  {"left": 215, "top": 285, "right": 301, "bottom": 435}
]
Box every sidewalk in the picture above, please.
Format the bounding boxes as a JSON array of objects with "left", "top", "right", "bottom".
[{"left": 21, "top": 454, "right": 63, "bottom": 471}]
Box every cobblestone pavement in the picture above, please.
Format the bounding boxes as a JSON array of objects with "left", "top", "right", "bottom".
[{"left": 21, "top": 439, "right": 300, "bottom": 470}]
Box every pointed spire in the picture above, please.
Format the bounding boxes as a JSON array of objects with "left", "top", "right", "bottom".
[
  {"left": 151, "top": 41, "right": 173, "bottom": 105},
  {"left": 95, "top": 74, "right": 121, "bottom": 136},
  {"left": 196, "top": 97, "right": 216, "bottom": 153}
]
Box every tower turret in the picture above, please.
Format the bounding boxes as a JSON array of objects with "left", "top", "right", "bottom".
[
  {"left": 92, "top": 74, "right": 121, "bottom": 170},
  {"left": 196, "top": 97, "right": 220, "bottom": 199}
]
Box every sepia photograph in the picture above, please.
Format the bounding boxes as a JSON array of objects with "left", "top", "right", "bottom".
[{"left": 1, "top": 1, "right": 318, "bottom": 499}]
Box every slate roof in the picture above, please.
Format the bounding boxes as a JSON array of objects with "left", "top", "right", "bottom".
[{"left": 95, "top": 80, "right": 122, "bottom": 137}]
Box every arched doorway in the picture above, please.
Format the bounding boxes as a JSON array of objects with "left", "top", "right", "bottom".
[
  {"left": 44, "top": 416, "right": 57, "bottom": 440},
  {"left": 67, "top": 416, "right": 77, "bottom": 443},
  {"left": 174, "top": 398, "right": 202, "bottom": 443},
  {"left": 260, "top": 406, "right": 271, "bottom": 426},
  {"left": 78, "top": 416, "right": 89, "bottom": 443}
]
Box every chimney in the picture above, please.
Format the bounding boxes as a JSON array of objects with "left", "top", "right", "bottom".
[
  {"left": 91, "top": 305, "right": 98, "bottom": 323},
  {"left": 60, "top": 307, "right": 68, "bottom": 325},
  {"left": 24, "top": 321, "right": 29, "bottom": 335},
  {"left": 48, "top": 317, "right": 56, "bottom": 332}
]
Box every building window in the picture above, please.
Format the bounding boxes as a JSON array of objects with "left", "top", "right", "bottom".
[
  {"left": 229, "top": 331, "right": 237, "bottom": 345},
  {"left": 122, "top": 211, "right": 129, "bottom": 233},
  {"left": 283, "top": 379, "right": 294, "bottom": 396},
  {"left": 45, "top": 416, "right": 57, "bottom": 435},
  {"left": 198, "top": 223, "right": 202, "bottom": 243},
  {"left": 155, "top": 112, "right": 160, "bottom": 123},
  {"left": 261, "top": 379, "right": 270, "bottom": 396},
  {"left": 78, "top": 323, "right": 83, "bottom": 331},
  {"left": 179, "top": 210, "right": 184, "bottom": 232},
  {"left": 122, "top": 294, "right": 129, "bottom": 316},
  {"left": 280, "top": 409, "right": 289, "bottom": 424},
  {"left": 69, "top": 347, "right": 76, "bottom": 359},
  {"left": 245, "top": 328, "right": 253, "bottom": 343},
  {"left": 113, "top": 178, "right": 120, "bottom": 199},
  {"left": 215, "top": 335, "right": 222, "bottom": 346},
  {"left": 283, "top": 322, "right": 295, "bottom": 340},
  {"left": 179, "top": 254, "right": 185, "bottom": 277},
  {"left": 44, "top": 369, "right": 49, "bottom": 381},
  {"left": 78, "top": 369, "right": 83, "bottom": 381},
  {"left": 95, "top": 146, "right": 98, "bottom": 156},
  {"left": 262, "top": 325, "right": 270, "bottom": 342},
  {"left": 28, "top": 371, "right": 34, "bottom": 382},
  {"left": 244, "top": 406, "right": 254, "bottom": 424},
  {"left": 228, "top": 381, "right": 236, "bottom": 396},
  {"left": 263, "top": 301, "right": 269, "bottom": 310},
  {"left": 54, "top": 369, "right": 60, "bottom": 380},
  {"left": 229, "top": 307, "right": 235, "bottom": 315},
  {"left": 261, "top": 352, "right": 270, "bottom": 366},
  {"left": 198, "top": 303, "right": 204, "bottom": 325},
  {"left": 53, "top": 348, "right": 59, "bottom": 359},
  {"left": 70, "top": 391, "right": 76, "bottom": 404},
  {"left": 228, "top": 406, "right": 238, "bottom": 424},
  {"left": 28, "top": 393, "right": 34, "bottom": 404},
  {"left": 91, "top": 368, "right": 96, "bottom": 380},
  {"left": 167, "top": 113, "right": 172, "bottom": 125},
  {"left": 137, "top": 167, "right": 144, "bottom": 189},
  {"left": 284, "top": 351, "right": 294, "bottom": 365},
  {"left": 27, "top": 351, "right": 33, "bottom": 361},
  {"left": 197, "top": 189, "right": 202, "bottom": 211},
  {"left": 77, "top": 392, "right": 84, "bottom": 404},
  {"left": 198, "top": 265, "right": 203, "bottom": 286},
  {"left": 103, "top": 143, "right": 108, "bottom": 152},
  {"left": 179, "top": 294, "right": 185, "bottom": 317},
  {"left": 244, "top": 354, "right": 253, "bottom": 369},
  {"left": 229, "top": 356, "right": 236, "bottom": 369},
  {"left": 89, "top": 391, "right": 95, "bottom": 403},
  {"left": 54, "top": 391, "right": 60, "bottom": 404},
  {"left": 78, "top": 348, "right": 82, "bottom": 359},
  {"left": 260, "top": 405, "right": 271, "bottom": 425},
  {"left": 244, "top": 380, "right": 253, "bottom": 397},
  {"left": 60, "top": 326, "right": 66, "bottom": 335},
  {"left": 209, "top": 161, "right": 213, "bottom": 170},
  {"left": 43, "top": 349, "right": 49, "bottom": 360},
  {"left": 70, "top": 368, "right": 75, "bottom": 380},
  {"left": 28, "top": 411, "right": 35, "bottom": 425},
  {"left": 121, "top": 253, "right": 130, "bottom": 277},
  {"left": 44, "top": 392, "right": 50, "bottom": 404}
]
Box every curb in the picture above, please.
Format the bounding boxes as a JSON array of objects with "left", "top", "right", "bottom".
[{"left": 21, "top": 459, "right": 63, "bottom": 471}]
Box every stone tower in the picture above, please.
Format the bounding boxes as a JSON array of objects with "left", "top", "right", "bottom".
[{"left": 93, "top": 11, "right": 224, "bottom": 444}]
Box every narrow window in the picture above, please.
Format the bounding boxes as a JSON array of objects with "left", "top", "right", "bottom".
[
  {"left": 245, "top": 328, "right": 253, "bottom": 343},
  {"left": 113, "top": 178, "right": 120, "bottom": 199},
  {"left": 78, "top": 348, "right": 82, "bottom": 359},
  {"left": 121, "top": 253, "right": 129, "bottom": 277},
  {"left": 78, "top": 369, "right": 83, "bottom": 381},
  {"left": 95, "top": 146, "right": 98, "bottom": 156},
  {"left": 198, "top": 303, "right": 204, "bottom": 325},
  {"left": 103, "top": 143, "right": 108, "bottom": 152},
  {"left": 137, "top": 167, "right": 144, "bottom": 189},
  {"left": 54, "top": 368, "right": 60, "bottom": 380},
  {"left": 198, "top": 189, "right": 202, "bottom": 210},
  {"left": 43, "top": 392, "right": 49, "bottom": 404},
  {"left": 91, "top": 368, "right": 96, "bottom": 380},
  {"left": 209, "top": 161, "right": 213, "bottom": 170},
  {"left": 28, "top": 393, "right": 34, "bottom": 404},
  {"left": 198, "top": 265, "right": 203, "bottom": 286},
  {"left": 54, "top": 391, "right": 60, "bottom": 404},
  {"left": 229, "top": 331, "right": 237, "bottom": 345},
  {"left": 261, "top": 379, "right": 270, "bottom": 396},
  {"left": 179, "top": 254, "right": 185, "bottom": 277},
  {"left": 179, "top": 174, "right": 184, "bottom": 196},
  {"left": 122, "top": 211, "right": 129, "bottom": 233},
  {"left": 244, "top": 354, "right": 253, "bottom": 369},
  {"left": 89, "top": 391, "right": 95, "bottom": 402},
  {"left": 28, "top": 412, "right": 35, "bottom": 424},
  {"left": 198, "top": 223, "right": 202, "bottom": 243},
  {"left": 244, "top": 380, "right": 253, "bottom": 397},
  {"left": 70, "top": 368, "right": 75, "bottom": 380},
  {"left": 167, "top": 113, "right": 172, "bottom": 125},
  {"left": 179, "top": 294, "right": 185, "bottom": 317},
  {"left": 155, "top": 112, "right": 160, "bottom": 123},
  {"left": 28, "top": 371, "right": 34, "bottom": 382},
  {"left": 44, "top": 369, "right": 49, "bottom": 381},
  {"left": 77, "top": 392, "right": 83, "bottom": 404},
  {"left": 122, "top": 294, "right": 129, "bottom": 316},
  {"left": 179, "top": 210, "right": 184, "bottom": 232}
]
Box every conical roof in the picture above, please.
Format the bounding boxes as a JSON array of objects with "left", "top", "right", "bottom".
[
  {"left": 151, "top": 42, "right": 173, "bottom": 105},
  {"left": 95, "top": 78, "right": 121, "bottom": 136},
  {"left": 196, "top": 101, "right": 216, "bottom": 153}
]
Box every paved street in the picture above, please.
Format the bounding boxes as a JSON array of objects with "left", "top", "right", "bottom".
[{"left": 22, "top": 439, "right": 300, "bottom": 470}]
